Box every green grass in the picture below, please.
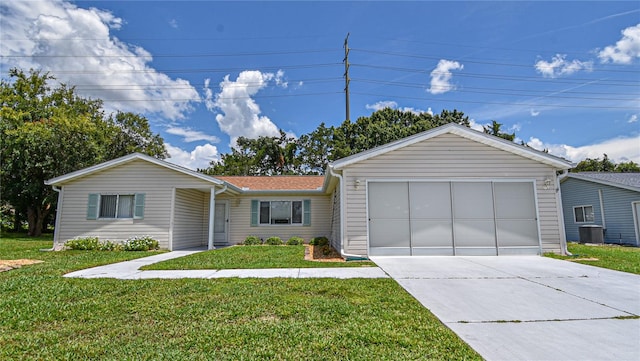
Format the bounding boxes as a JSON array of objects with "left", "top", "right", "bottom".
[
  {"left": 545, "top": 242, "right": 640, "bottom": 275},
  {"left": 0, "top": 233, "right": 480, "bottom": 360},
  {"left": 143, "top": 245, "right": 375, "bottom": 270}
]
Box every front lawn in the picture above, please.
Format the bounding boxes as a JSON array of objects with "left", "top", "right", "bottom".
[
  {"left": 0, "top": 233, "right": 480, "bottom": 360},
  {"left": 546, "top": 242, "right": 640, "bottom": 275},
  {"left": 143, "top": 245, "right": 375, "bottom": 270}
]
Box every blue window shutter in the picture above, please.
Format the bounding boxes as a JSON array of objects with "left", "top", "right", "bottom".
[
  {"left": 134, "top": 193, "right": 146, "bottom": 219},
  {"left": 87, "top": 194, "right": 99, "bottom": 220},
  {"left": 303, "top": 199, "right": 311, "bottom": 226},
  {"left": 250, "top": 200, "right": 259, "bottom": 226}
]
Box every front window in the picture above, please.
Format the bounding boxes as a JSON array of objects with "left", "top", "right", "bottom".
[
  {"left": 100, "top": 194, "right": 134, "bottom": 218},
  {"left": 259, "top": 201, "right": 303, "bottom": 225},
  {"left": 573, "top": 205, "right": 594, "bottom": 223}
]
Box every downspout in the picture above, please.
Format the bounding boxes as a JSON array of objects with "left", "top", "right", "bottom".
[
  {"left": 48, "top": 186, "right": 63, "bottom": 251},
  {"left": 329, "top": 165, "right": 367, "bottom": 260},
  {"left": 556, "top": 169, "right": 571, "bottom": 255}
]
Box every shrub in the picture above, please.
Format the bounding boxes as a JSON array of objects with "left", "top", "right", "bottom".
[
  {"left": 243, "top": 235, "right": 263, "bottom": 246},
  {"left": 264, "top": 236, "right": 283, "bottom": 246},
  {"left": 310, "top": 236, "right": 329, "bottom": 247},
  {"left": 286, "top": 236, "right": 304, "bottom": 246},
  {"left": 123, "top": 236, "right": 159, "bottom": 251},
  {"left": 97, "top": 240, "right": 124, "bottom": 251},
  {"left": 65, "top": 236, "right": 100, "bottom": 250}
]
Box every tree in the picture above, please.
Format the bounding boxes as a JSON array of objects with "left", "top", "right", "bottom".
[
  {"left": 573, "top": 154, "right": 639, "bottom": 173},
  {"left": 483, "top": 120, "right": 515, "bottom": 141},
  {"left": 1, "top": 68, "right": 166, "bottom": 236}
]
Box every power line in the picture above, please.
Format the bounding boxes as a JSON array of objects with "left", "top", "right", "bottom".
[{"left": 1, "top": 48, "right": 341, "bottom": 58}]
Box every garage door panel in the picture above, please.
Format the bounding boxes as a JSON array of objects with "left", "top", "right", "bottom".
[
  {"left": 453, "top": 220, "right": 496, "bottom": 247},
  {"left": 369, "top": 219, "right": 410, "bottom": 247},
  {"left": 453, "top": 182, "right": 494, "bottom": 219},
  {"left": 368, "top": 182, "right": 408, "bottom": 219},
  {"left": 410, "top": 182, "right": 451, "bottom": 218},
  {"left": 497, "top": 220, "right": 539, "bottom": 247},
  {"left": 494, "top": 182, "right": 536, "bottom": 219},
  {"left": 411, "top": 220, "right": 453, "bottom": 247}
]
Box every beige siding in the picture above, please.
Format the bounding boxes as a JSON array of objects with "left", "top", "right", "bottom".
[
  {"left": 172, "top": 189, "right": 208, "bottom": 249},
  {"left": 330, "top": 187, "right": 341, "bottom": 250},
  {"left": 341, "top": 133, "right": 563, "bottom": 255},
  {"left": 55, "top": 159, "right": 218, "bottom": 249},
  {"left": 219, "top": 194, "right": 332, "bottom": 244}
]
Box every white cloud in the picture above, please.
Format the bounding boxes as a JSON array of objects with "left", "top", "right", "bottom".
[
  {"left": 169, "top": 19, "right": 178, "bottom": 28},
  {"left": 166, "top": 126, "right": 220, "bottom": 143},
  {"left": 527, "top": 135, "right": 640, "bottom": 164},
  {"left": 468, "top": 119, "right": 484, "bottom": 132},
  {"left": 365, "top": 100, "right": 432, "bottom": 115},
  {"left": 165, "top": 143, "right": 220, "bottom": 170},
  {"left": 530, "top": 109, "right": 540, "bottom": 117},
  {"left": 598, "top": 23, "right": 640, "bottom": 64},
  {"left": 534, "top": 54, "right": 593, "bottom": 78},
  {"left": 628, "top": 114, "right": 638, "bottom": 123},
  {"left": 428, "top": 59, "right": 463, "bottom": 95},
  {"left": 0, "top": 0, "right": 200, "bottom": 120},
  {"left": 209, "top": 70, "right": 282, "bottom": 145}
]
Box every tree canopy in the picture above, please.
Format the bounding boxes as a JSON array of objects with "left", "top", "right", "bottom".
[
  {"left": 572, "top": 154, "right": 639, "bottom": 173},
  {"left": 1, "top": 68, "right": 167, "bottom": 236}
]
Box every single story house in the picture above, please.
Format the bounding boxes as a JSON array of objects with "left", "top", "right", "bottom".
[
  {"left": 560, "top": 172, "right": 640, "bottom": 246},
  {"left": 46, "top": 123, "right": 574, "bottom": 257}
]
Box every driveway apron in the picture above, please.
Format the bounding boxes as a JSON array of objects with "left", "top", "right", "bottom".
[{"left": 371, "top": 256, "right": 640, "bottom": 361}]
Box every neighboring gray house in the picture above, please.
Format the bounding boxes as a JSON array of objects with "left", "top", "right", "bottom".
[
  {"left": 46, "top": 123, "right": 574, "bottom": 256},
  {"left": 561, "top": 172, "right": 640, "bottom": 246}
]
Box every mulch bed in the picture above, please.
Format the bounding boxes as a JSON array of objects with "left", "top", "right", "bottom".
[
  {"left": 0, "top": 259, "right": 44, "bottom": 272},
  {"left": 304, "top": 245, "right": 344, "bottom": 262}
]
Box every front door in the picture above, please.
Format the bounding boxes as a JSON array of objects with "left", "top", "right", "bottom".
[{"left": 214, "top": 201, "right": 228, "bottom": 246}]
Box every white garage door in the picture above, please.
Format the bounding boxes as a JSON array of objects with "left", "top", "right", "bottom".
[{"left": 368, "top": 181, "right": 540, "bottom": 256}]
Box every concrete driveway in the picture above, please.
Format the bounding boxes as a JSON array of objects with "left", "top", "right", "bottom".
[{"left": 371, "top": 256, "right": 640, "bottom": 361}]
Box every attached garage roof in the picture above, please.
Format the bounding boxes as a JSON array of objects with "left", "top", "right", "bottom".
[
  {"left": 565, "top": 172, "right": 640, "bottom": 192},
  {"left": 330, "top": 123, "right": 573, "bottom": 170},
  {"left": 216, "top": 176, "right": 325, "bottom": 191}
]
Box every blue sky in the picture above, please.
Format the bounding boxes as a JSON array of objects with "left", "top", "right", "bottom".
[{"left": 2, "top": 1, "right": 639, "bottom": 170}]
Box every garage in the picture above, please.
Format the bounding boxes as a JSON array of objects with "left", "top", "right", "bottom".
[{"left": 368, "top": 180, "right": 540, "bottom": 256}]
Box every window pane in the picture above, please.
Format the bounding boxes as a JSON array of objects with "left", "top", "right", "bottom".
[
  {"left": 574, "top": 207, "right": 584, "bottom": 222},
  {"left": 117, "top": 195, "right": 134, "bottom": 218},
  {"left": 260, "top": 202, "right": 270, "bottom": 224},
  {"left": 100, "top": 195, "right": 117, "bottom": 218},
  {"left": 584, "top": 206, "right": 594, "bottom": 222},
  {"left": 292, "top": 201, "right": 302, "bottom": 224},
  {"left": 271, "top": 201, "right": 291, "bottom": 224}
]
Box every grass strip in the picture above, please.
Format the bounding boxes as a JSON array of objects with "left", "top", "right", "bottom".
[{"left": 545, "top": 242, "right": 640, "bottom": 275}]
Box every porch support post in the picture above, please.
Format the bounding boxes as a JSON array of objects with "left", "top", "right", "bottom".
[{"left": 208, "top": 187, "right": 216, "bottom": 250}]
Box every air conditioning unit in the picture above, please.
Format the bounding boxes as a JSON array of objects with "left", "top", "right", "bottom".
[{"left": 578, "top": 225, "right": 604, "bottom": 244}]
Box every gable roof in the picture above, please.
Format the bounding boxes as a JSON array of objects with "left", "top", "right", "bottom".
[
  {"left": 566, "top": 172, "right": 640, "bottom": 192},
  {"left": 45, "top": 153, "right": 226, "bottom": 187},
  {"left": 216, "top": 176, "right": 325, "bottom": 191},
  {"left": 330, "top": 123, "right": 573, "bottom": 170}
]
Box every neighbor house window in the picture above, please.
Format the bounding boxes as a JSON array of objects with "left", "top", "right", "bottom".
[
  {"left": 87, "top": 193, "right": 145, "bottom": 220},
  {"left": 251, "top": 199, "right": 311, "bottom": 226},
  {"left": 573, "top": 205, "right": 594, "bottom": 223}
]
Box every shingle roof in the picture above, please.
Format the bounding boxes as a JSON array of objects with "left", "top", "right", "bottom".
[
  {"left": 568, "top": 172, "right": 640, "bottom": 192},
  {"left": 216, "top": 176, "right": 325, "bottom": 191}
]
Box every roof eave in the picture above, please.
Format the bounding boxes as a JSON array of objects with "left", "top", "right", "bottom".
[{"left": 566, "top": 173, "right": 640, "bottom": 192}]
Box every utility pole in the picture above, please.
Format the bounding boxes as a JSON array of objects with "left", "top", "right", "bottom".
[{"left": 343, "top": 33, "right": 350, "bottom": 122}]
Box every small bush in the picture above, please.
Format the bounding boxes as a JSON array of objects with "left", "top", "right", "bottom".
[
  {"left": 286, "top": 236, "right": 304, "bottom": 246},
  {"left": 310, "top": 236, "right": 329, "bottom": 247},
  {"left": 123, "top": 236, "right": 159, "bottom": 251},
  {"left": 243, "top": 235, "right": 263, "bottom": 246},
  {"left": 97, "top": 240, "right": 124, "bottom": 251},
  {"left": 65, "top": 236, "right": 100, "bottom": 250},
  {"left": 264, "top": 236, "right": 283, "bottom": 246}
]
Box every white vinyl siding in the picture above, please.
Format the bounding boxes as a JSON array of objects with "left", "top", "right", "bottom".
[
  {"left": 220, "top": 194, "right": 331, "bottom": 245},
  {"left": 172, "top": 189, "right": 208, "bottom": 249},
  {"left": 340, "top": 133, "right": 563, "bottom": 255},
  {"left": 55, "top": 159, "right": 220, "bottom": 249}
]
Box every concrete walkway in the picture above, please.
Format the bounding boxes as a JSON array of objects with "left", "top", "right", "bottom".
[
  {"left": 63, "top": 250, "right": 388, "bottom": 279},
  {"left": 372, "top": 256, "right": 640, "bottom": 361}
]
